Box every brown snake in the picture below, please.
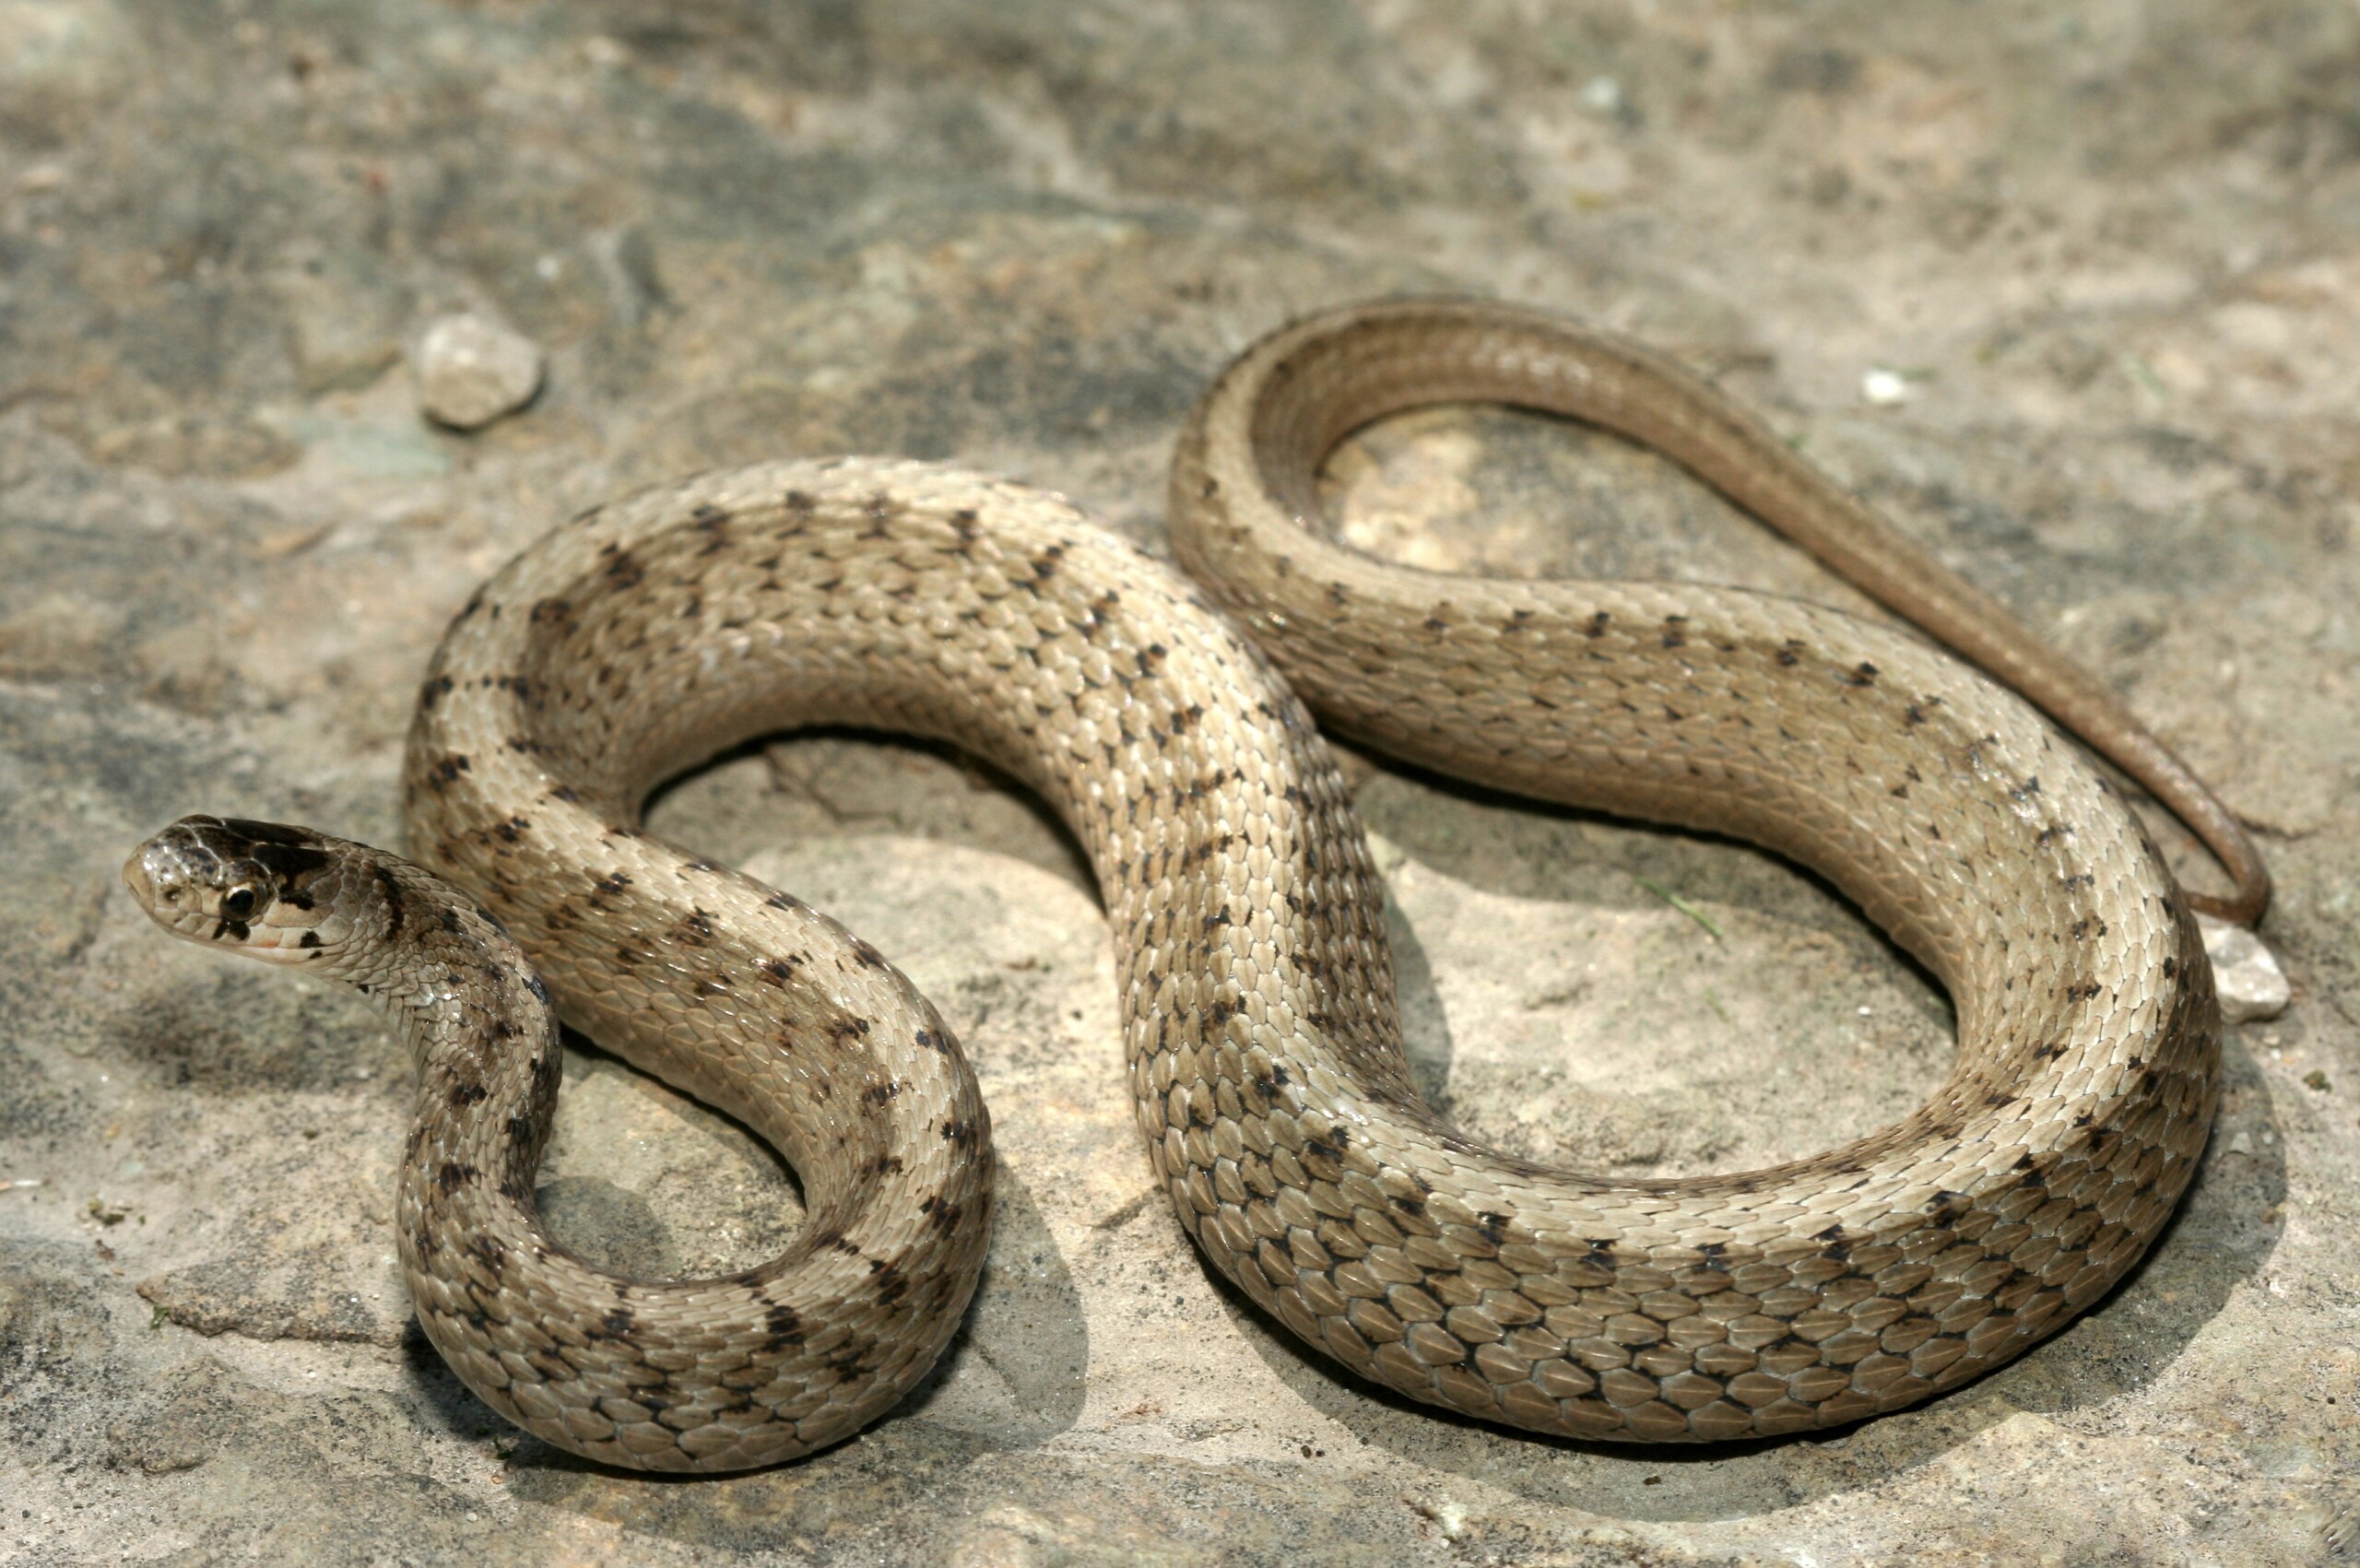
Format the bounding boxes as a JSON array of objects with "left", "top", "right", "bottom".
[{"left": 124, "top": 299, "right": 2261, "bottom": 1469}]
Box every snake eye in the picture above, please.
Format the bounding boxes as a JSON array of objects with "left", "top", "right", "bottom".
[{"left": 223, "top": 886, "right": 258, "bottom": 921}]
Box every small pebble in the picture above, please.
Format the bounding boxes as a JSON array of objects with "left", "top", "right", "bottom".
[
  {"left": 415, "top": 313, "right": 544, "bottom": 430},
  {"left": 2197, "top": 914, "right": 2291, "bottom": 1024},
  {"left": 1860, "top": 368, "right": 1910, "bottom": 406}
]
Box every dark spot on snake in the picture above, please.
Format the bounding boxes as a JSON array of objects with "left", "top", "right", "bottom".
[
  {"left": 424, "top": 753, "right": 471, "bottom": 790},
  {"left": 782, "top": 489, "right": 816, "bottom": 516},
  {"left": 2032, "top": 1042, "right": 2067, "bottom": 1060},
  {"left": 2064, "top": 981, "right": 2102, "bottom": 1002},
  {"left": 372, "top": 865, "right": 407, "bottom": 938},
  {"left": 848, "top": 937, "right": 887, "bottom": 968},
  {"left": 600, "top": 546, "right": 644, "bottom": 588},
  {"left": 861, "top": 1080, "right": 901, "bottom": 1108},
  {"left": 600, "top": 1304, "right": 634, "bottom": 1338},
  {"left": 2162, "top": 955, "right": 2177, "bottom": 977},
  {"left": 524, "top": 973, "right": 552, "bottom": 1008},
  {"left": 595, "top": 871, "right": 631, "bottom": 896},
  {"left": 764, "top": 890, "right": 803, "bottom": 911},
  {"left": 914, "top": 1028, "right": 942, "bottom": 1052},
  {"left": 439, "top": 906, "right": 464, "bottom": 935},
  {"left": 761, "top": 1304, "right": 805, "bottom": 1351},
  {"left": 866, "top": 1154, "right": 905, "bottom": 1179},
  {"left": 2012, "top": 777, "right": 2041, "bottom": 802},
  {"left": 1776, "top": 640, "right": 1804, "bottom": 666},
  {"left": 1660, "top": 616, "right": 1688, "bottom": 648},
  {"left": 1583, "top": 610, "right": 1611, "bottom": 639},
  {"left": 941, "top": 1118, "right": 976, "bottom": 1146},
  {"left": 212, "top": 917, "right": 249, "bottom": 942},
  {"left": 1477, "top": 1211, "right": 1512, "bottom": 1244},
  {"left": 830, "top": 1017, "right": 870, "bottom": 1042},
  {"left": 450, "top": 1081, "right": 488, "bottom": 1108},
  {"left": 1422, "top": 616, "right": 1449, "bottom": 634},
  {"left": 677, "top": 910, "right": 715, "bottom": 945},
  {"left": 420, "top": 674, "right": 454, "bottom": 710},
  {"left": 760, "top": 957, "right": 800, "bottom": 984},
  {"left": 1843, "top": 662, "right": 1879, "bottom": 687},
  {"left": 530, "top": 597, "right": 572, "bottom": 627},
  {"left": 436, "top": 1161, "right": 478, "bottom": 1194},
  {"left": 299, "top": 930, "right": 322, "bottom": 949}
]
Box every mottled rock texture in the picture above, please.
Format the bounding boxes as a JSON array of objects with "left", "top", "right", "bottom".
[{"left": 2, "top": 1, "right": 2355, "bottom": 1563}]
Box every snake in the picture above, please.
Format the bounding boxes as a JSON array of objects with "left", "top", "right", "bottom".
[{"left": 123, "top": 298, "right": 2263, "bottom": 1470}]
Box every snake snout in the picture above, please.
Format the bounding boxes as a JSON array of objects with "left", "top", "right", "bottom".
[
  {"left": 123, "top": 840, "right": 181, "bottom": 914},
  {"left": 123, "top": 827, "right": 222, "bottom": 933}
]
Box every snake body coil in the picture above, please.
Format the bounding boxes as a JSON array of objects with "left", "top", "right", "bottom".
[{"left": 124, "top": 301, "right": 2247, "bottom": 1468}]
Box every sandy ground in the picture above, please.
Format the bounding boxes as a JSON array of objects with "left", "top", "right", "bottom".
[{"left": 1, "top": 2, "right": 2355, "bottom": 1562}]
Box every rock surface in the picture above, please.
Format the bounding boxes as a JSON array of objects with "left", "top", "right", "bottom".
[{"left": 3, "top": 2, "right": 2356, "bottom": 1564}]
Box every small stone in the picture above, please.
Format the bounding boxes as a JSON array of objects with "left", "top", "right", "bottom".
[
  {"left": 2197, "top": 914, "right": 2292, "bottom": 1024},
  {"left": 1860, "top": 368, "right": 1911, "bottom": 406},
  {"left": 414, "top": 313, "right": 544, "bottom": 430}
]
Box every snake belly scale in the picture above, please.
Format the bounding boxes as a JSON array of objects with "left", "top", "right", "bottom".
[{"left": 124, "top": 299, "right": 2239, "bottom": 1468}]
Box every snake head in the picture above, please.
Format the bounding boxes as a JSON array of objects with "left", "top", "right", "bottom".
[{"left": 124, "top": 815, "right": 343, "bottom": 963}]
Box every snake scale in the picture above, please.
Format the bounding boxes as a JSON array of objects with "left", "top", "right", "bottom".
[{"left": 125, "top": 300, "right": 2261, "bottom": 1470}]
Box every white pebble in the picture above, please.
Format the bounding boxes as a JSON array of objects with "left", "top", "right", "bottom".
[
  {"left": 415, "top": 313, "right": 544, "bottom": 431},
  {"left": 2197, "top": 914, "right": 2291, "bottom": 1024},
  {"left": 1860, "top": 368, "right": 1910, "bottom": 406}
]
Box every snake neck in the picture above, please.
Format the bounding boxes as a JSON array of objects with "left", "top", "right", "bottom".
[{"left": 328, "top": 855, "right": 563, "bottom": 1204}]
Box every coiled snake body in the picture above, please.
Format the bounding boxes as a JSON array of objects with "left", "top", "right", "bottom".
[{"left": 125, "top": 301, "right": 2256, "bottom": 1470}]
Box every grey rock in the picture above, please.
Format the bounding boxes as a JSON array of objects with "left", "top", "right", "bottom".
[
  {"left": 2201, "top": 913, "right": 2294, "bottom": 1023},
  {"left": 413, "top": 313, "right": 544, "bottom": 430}
]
